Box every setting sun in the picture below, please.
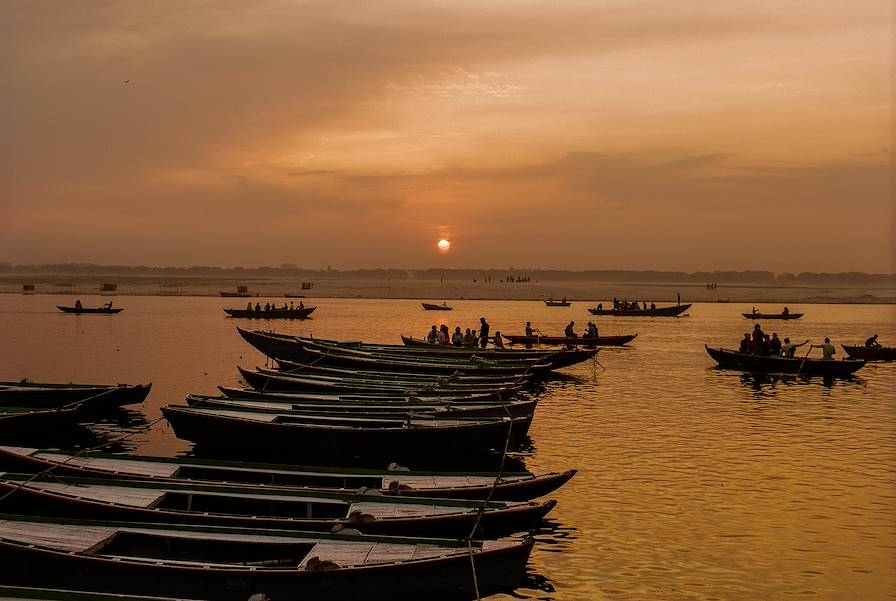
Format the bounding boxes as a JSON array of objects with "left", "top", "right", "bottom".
[{"left": 437, "top": 239, "right": 450, "bottom": 251}]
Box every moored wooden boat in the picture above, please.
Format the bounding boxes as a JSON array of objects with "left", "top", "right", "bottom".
[
  {"left": 0, "top": 406, "right": 83, "bottom": 439},
  {"left": 0, "top": 514, "right": 534, "bottom": 601},
  {"left": 0, "top": 473, "right": 555, "bottom": 538},
  {"left": 704, "top": 345, "right": 865, "bottom": 376},
  {"left": 502, "top": 333, "right": 637, "bottom": 346},
  {"left": 0, "top": 382, "right": 151, "bottom": 410},
  {"left": 0, "top": 446, "right": 576, "bottom": 500},
  {"left": 421, "top": 302, "right": 452, "bottom": 311},
  {"left": 588, "top": 303, "right": 691, "bottom": 317},
  {"left": 56, "top": 306, "right": 123, "bottom": 314},
  {"left": 544, "top": 299, "right": 571, "bottom": 306},
  {"left": 841, "top": 344, "right": 896, "bottom": 361},
  {"left": 224, "top": 306, "right": 316, "bottom": 319},
  {"left": 742, "top": 312, "right": 804, "bottom": 320},
  {"left": 218, "top": 386, "right": 513, "bottom": 405},
  {"left": 0, "top": 585, "right": 200, "bottom": 601},
  {"left": 162, "top": 405, "right": 523, "bottom": 460},
  {"left": 274, "top": 359, "right": 529, "bottom": 386}
]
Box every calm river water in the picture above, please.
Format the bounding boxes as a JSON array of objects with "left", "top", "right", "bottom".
[{"left": 1, "top": 295, "right": 894, "bottom": 600}]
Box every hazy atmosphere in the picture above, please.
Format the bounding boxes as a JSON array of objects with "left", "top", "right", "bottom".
[{"left": 2, "top": 1, "right": 893, "bottom": 272}]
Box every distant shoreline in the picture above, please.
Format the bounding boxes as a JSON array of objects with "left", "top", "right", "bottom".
[{"left": 2, "top": 274, "right": 894, "bottom": 305}]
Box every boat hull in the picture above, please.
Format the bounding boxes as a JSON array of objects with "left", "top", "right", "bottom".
[
  {"left": 422, "top": 303, "right": 452, "bottom": 311},
  {"left": 502, "top": 334, "right": 637, "bottom": 346},
  {"left": 841, "top": 345, "right": 896, "bottom": 361},
  {"left": 225, "top": 307, "right": 316, "bottom": 319},
  {"left": 588, "top": 304, "right": 691, "bottom": 317},
  {"left": 0, "top": 382, "right": 151, "bottom": 410},
  {"left": 56, "top": 306, "right": 123, "bottom": 314},
  {"left": 742, "top": 313, "right": 804, "bottom": 320},
  {"left": 704, "top": 346, "right": 865, "bottom": 376}
]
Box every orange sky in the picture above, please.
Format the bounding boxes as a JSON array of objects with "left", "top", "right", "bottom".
[{"left": 1, "top": 1, "right": 892, "bottom": 272}]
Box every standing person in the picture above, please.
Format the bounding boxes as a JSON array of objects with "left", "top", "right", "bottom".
[
  {"left": 451, "top": 327, "right": 464, "bottom": 346},
  {"left": 478, "top": 318, "right": 490, "bottom": 348},
  {"left": 813, "top": 337, "right": 836, "bottom": 360},
  {"left": 677, "top": 293, "right": 680, "bottom": 306},
  {"left": 750, "top": 323, "right": 767, "bottom": 354}
]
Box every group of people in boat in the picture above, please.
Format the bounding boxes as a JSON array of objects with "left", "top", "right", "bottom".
[
  {"left": 750, "top": 306, "right": 790, "bottom": 316},
  {"left": 561, "top": 320, "right": 599, "bottom": 340},
  {"left": 737, "top": 324, "right": 837, "bottom": 359},
  {"left": 612, "top": 298, "right": 656, "bottom": 311},
  {"left": 246, "top": 300, "right": 305, "bottom": 314},
  {"left": 74, "top": 299, "right": 113, "bottom": 310},
  {"left": 425, "top": 317, "right": 495, "bottom": 348}
]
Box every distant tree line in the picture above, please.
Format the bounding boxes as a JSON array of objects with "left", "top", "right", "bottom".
[{"left": 0, "top": 262, "right": 893, "bottom": 286}]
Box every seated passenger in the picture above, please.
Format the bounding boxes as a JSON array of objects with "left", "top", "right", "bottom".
[
  {"left": 425, "top": 325, "right": 438, "bottom": 344},
  {"left": 865, "top": 334, "right": 881, "bottom": 347},
  {"left": 462, "top": 328, "right": 475, "bottom": 347},
  {"left": 493, "top": 331, "right": 504, "bottom": 348},
  {"left": 780, "top": 337, "right": 808, "bottom": 358},
  {"left": 452, "top": 327, "right": 464, "bottom": 346},
  {"left": 769, "top": 333, "right": 782, "bottom": 355},
  {"left": 739, "top": 334, "right": 751, "bottom": 354}
]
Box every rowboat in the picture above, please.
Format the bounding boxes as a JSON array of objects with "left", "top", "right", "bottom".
[
  {"left": 422, "top": 302, "right": 452, "bottom": 311},
  {"left": 742, "top": 312, "right": 804, "bottom": 320},
  {"left": 396, "top": 337, "right": 598, "bottom": 369},
  {"left": 0, "top": 382, "right": 151, "bottom": 410},
  {"left": 841, "top": 345, "right": 896, "bottom": 361},
  {"left": 218, "top": 386, "right": 515, "bottom": 405},
  {"left": 0, "top": 406, "right": 82, "bottom": 439},
  {"left": 0, "top": 585, "right": 198, "bottom": 601},
  {"left": 704, "top": 346, "right": 866, "bottom": 376},
  {"left": 587, "top": 304, "right": 691, "bottom": 317},
  {"left": 274, "top": 359, "right": 530, "bottom": 386},
  {"left": 239, "top": 367, "right": 526, "bottom": 396},
  {"left": 0, "top": 514, "right": 534, "bottom": 601},
  {"left": 0, "top": 473, "right": 555, "bottom": 538},
  {"left": 224, "top": 306, "right": 316, "bottom": 319},
  {"left": 502, "top": 333, "right": 637, "bottom": 346},
  {"left": 0, "top": 446, "right": 576, "bottom": 500},
  {"left": 544, "top": 300, "right": 571, "bottom": 307},
  {"left": 186, "top": 394, "right": 538, "bottom": 419},
  {"left": 57, "top": 306, "right": 123, "bottom": 314},
  {"left": 162, "top": 405, "right": 523, "bottom": 460}
]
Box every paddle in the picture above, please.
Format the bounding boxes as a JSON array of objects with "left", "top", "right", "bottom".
[{"left": 796, "top": 345, "right": 814, "bottom": 376}]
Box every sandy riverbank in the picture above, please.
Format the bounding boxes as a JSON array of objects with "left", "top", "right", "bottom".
[{"left": 1, "top": 275, "right": 894, "bottom": 304}]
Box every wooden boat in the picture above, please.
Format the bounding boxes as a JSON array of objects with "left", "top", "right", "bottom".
[
  {"left": 0, "top": 473, "right": 555, "bottom": 538},
  {"left": 0, "top": 585, "right": 200, "bottom": 601},
  {"left": 224, "top": 306, "right": 316, "bottom": 319},
  {"left": 421, "top": 302, "right": 452, "bottom": 311},
  {"left": 502, "top": 333, "right": 637, "bottom": 346},
  {"left": 275, "top": 359, "right": 530, "bottom": 386},
  {"left": 162, "top": 405, "right": 524, "bottom": 460},
  {"left": 0, "top": 382, "right": 151, "bottom": 410},
  {"left": 187, "top": 395, "right": 537, "bottom": 420},
  {"left": 239, "top": 366, "right": 526, "bottom": 396},
  {"left": 219, "top": 285, "right": 251, "bottom": 297},
  {"left": 57, "top": 306, "right": 122, "bottom": 314},
  {"left": 218, "top": 385, "right": 514, "bottom": 405},
  {"left": 841, "top": 345, "right": 896, "bottom": 361},
  {"left": 587, "top": 303, "right": 691, "bottom": 317},
  {"left": 704, "top": 346, "right": 866, "bottom": 376},
  {"left": 400, "top": 335, "right": 555, "bottom": 355},
  {"left": 742, "top": 311, "right": 803, "bottom": 320},
  {"left": 0, "top": 446, "right": 576, "bottom": 500},
  {"left": 0, "top": 406, "right": 82, "bottom": 439},
  {"left": 544, "top": 299, "right": 571, "bottom": 307},
  {"left": 0, "top": 514, "right": 534, "bottom": 601}
]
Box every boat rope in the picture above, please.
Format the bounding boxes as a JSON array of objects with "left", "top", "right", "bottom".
[
  {"left": 0, "top": 406, "right": 167, "bottom": 504},
  {"left": 464, "top": 406, "right": 515, "bottom": 601}
]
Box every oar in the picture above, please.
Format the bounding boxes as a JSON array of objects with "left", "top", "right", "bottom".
[{"left": 796, "top": 345, "right": 814, "bottom": 376}]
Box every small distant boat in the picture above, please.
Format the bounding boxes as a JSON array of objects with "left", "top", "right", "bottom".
[
  {"left": 224, "top": 306, "right": 316, "bottom": 319},
  {"left": 100, "top": 283, "right": 118, "bottom": 292},
  {"left": 588, "top": 304, "right": 691, "bottom": 317},
  {"left": 742, "top": 311, "right": 803, "bottom": 320},
  {"left": 502, "top": 333, "right": 637, "bottom": 346},
  {"left": 544, "top": 299, "right": 571, "bottom": 307},
  {"left": 57, "top": 305, "right": 122, "bottom": 314},
  {"left": 422, "top": 302, "right": 452, "bottom": 311},
  {"left": 21, "top": 284, "right": 35, "bottom": 295},
  {"left": 704, "top": 346, "right": 865, "bottom": 376},
  {"left": 841, "top": 345, "right": 896, "bottom": 361},
  {"left": 220, "top": 285, "right": 251, "bottom": 297}
]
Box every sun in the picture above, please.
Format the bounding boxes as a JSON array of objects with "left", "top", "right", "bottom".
[{"left": 437, "top": 239, "right": 451, "bottom": 252}]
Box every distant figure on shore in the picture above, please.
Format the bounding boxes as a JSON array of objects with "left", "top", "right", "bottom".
[
  {"left": 780, "top": 337, "right": 809, "bottom": 358},
  {"left": 479, "top": 318, "right": 490, "bottom": 348},
  {"left": 739, "top": 333, "right": 751, "bottom": 354},
  {"left": 426, "top": 325, "right": 438, "bottom": 343},
  {"left": 865, "top": 334, "right": 881, "bottom": 347},
  {"left": 75, "top": 299, "right": 82, "bottom": 309},
  {"left": 813, "top": 337, "right": 836, "bottom": 360}
]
